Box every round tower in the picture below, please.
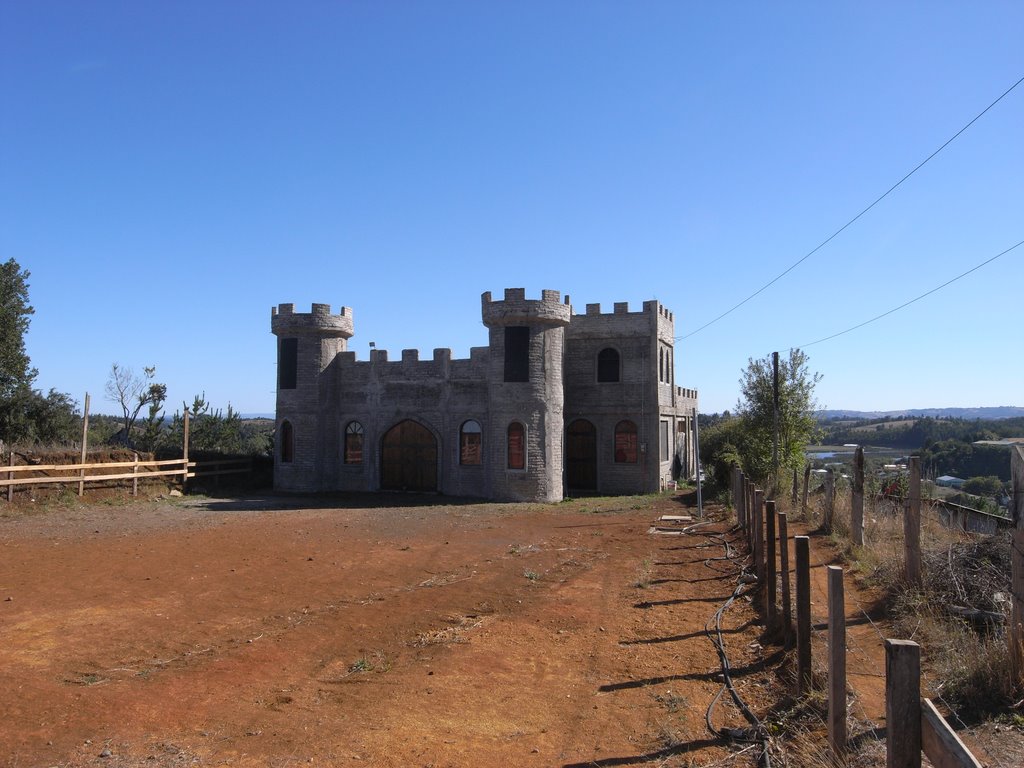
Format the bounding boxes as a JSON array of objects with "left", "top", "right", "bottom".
[
  {"left": 481, "top": 288, "right": 571, "bottom": 502},
  {"left": 270, "top": 303, "right": 354, "bottom": 491}
]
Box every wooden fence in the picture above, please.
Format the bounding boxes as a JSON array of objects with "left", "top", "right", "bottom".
[
  {"left": 731, "top": 466, "right": 1003, "bottom": 768},
  {"left": 1, "top": 404, "right": 256, "bottom": 501},
  {"left": 1, "top": 454, "right": 253, "bottom": 501}
]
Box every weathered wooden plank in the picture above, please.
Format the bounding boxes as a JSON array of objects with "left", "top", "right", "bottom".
[{"left": 921, "top": 698, "right": 982, "bottom": 768}]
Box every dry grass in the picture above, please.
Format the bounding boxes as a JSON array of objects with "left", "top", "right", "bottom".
[{"left": 828, "top": 491, "right": 1016, "bottom": 717}]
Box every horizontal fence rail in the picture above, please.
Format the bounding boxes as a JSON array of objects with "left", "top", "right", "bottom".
[{"left": 2, "top": 455, "right": 254, "bottom": 499}]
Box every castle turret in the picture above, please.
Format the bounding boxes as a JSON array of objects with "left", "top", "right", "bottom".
[
  {"left": 270, "top": 303, "right": 354, "bottom": 491},
  {"left": 481, "top": 289, "right": 571, "bottom": 502}
]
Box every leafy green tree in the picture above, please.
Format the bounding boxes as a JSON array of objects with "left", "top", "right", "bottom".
[
  {"left": 962, "top": 475, "right": 1003, "bottom": 498},
  {"left": 734, "top": 349, "right": 822, "bottom": 487},
  {"left": 0, "top": 259, "right": 78, "bottom": 445}
]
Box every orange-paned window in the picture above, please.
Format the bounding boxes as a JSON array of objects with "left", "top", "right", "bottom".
[
  {"left": 614, "top": 420, "right": 638, "bottom": 463},
  {"left": 460, "top": 420, "right": 482, "bottom": 465},
  {"left": 344, "top": 421, "right": 364, "bottom": 464},
  {"left": 507, "top": 422, "right": 525, "bottom": 470}
]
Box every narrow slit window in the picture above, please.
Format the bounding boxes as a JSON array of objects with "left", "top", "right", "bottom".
[
  {"left": 280, "top": 420, "right": 294, "bottom": 463},
  {"left": 597, "top": 348, "right": 620, "bottom": 382},
  {"left": 279, "top": 338, "right": 298, "bottom": 390},
  {"left": 504, "top": 327, "right": 530, "bottom": 382}
]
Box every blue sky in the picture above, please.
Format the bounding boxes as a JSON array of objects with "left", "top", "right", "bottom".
[{"left": 2, "top": 2, "right": 1021, "bottom": 416}]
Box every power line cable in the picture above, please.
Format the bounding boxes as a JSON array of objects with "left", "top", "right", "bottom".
[
  {"left": 678, "top": 74, "right": 1024, "bottom": 341},
  {"left": 791, "top": 238, "right": 1023, "bottom": 350}
]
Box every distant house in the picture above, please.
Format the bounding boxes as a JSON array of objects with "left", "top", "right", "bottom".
[{"left": 935, "top": 475, "right": 965, "bottom": 489}]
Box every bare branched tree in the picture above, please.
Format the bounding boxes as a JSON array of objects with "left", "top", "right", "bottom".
[{"left": 105, "top": 363, "right": 167, "bottom": 447}]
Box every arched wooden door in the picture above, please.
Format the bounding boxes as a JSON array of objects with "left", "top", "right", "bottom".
[
  {"left": 566, "top": 419, "right": 597, "bottom": 491},
  {"left": 381, "top": 420, "right": 438, "bottom": 492}
]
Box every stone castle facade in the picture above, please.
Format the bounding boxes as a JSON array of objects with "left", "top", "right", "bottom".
[{"left": 271, "top": 288, "right": 698, "bottom": 502}]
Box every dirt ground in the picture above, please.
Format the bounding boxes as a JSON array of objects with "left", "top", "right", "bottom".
[
  {"left": 1, "top": 490, "right": 775, "bottom": 767},
  {"left": 1, "top": 489, "right": 1020, "bottom": 767}
]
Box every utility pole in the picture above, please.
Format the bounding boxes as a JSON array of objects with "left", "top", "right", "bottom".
[
  {"left": 693, "top": 407, "right": 703, "bottom": 518},
  {"left": 772, "top": 350, "right": 780, "bottom": 498}
]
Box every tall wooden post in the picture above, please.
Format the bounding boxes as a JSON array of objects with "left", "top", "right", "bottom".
[
  {"left": 779, "top": 511, "right": 792, "bottom": 647},
  {"left": 182, "top": 410, "right": 190, "bottom": 494},
  {"left": 754, "top": 489, "right": 765, "bottom": 585},
  {"left": 802, "top": 464, "right": 811, "bottom": 520},
  {"left": 885, "top": 639, "right": 922, "bottom": 768},
  {"left": 749, "top": 483, "right": 757, "bottom": 548},
  {"left": 823, "top": 467, "right": 836, "bottom": 532},
  {"left": 905, "top": 457, "right": 922, "bottom": 587},
  {"left": 79, "top": 392, "right": 90, "bottom": 497},
  {"left": 796, "top": 535, "right": 812, "bottom": 695},
  {"left": 766, "top": 499, "right": 778, "bottom": 631},
  {"left": 1010, "top": 446, "right": 1024, "bottom": 689},
  {"left": 828, "top": 566, "right": 847, "bottom": 758},
  {"left": 132, "top": 452, "right": 139, "bottom": 497},
  {"left": 791, "top": 467, "right": 798, "bottom": 506},
  {"left": 852, "top": 446, "right": 865, "bottom": 547},
  {"left": 772, "top": 350, "right": 780, "bottom": 496},
  {"left": 6, "top": 450, "right": 13, "bottom": 503}
]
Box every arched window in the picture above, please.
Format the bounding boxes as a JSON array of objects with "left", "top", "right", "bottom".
[
  {"left": 507, "top": 422, "right": 525, "bottom": 470},
  {"left": 280, "top": 420, "right": 294, "bottom": 463},
  {"left": 460, "top": 420, "right": 482, "bottom": 465},
  {"left": 614, "top": 420, "right": 638, "bottom": 463},
  {"left": 597, "top": 348, "right": 620, "bottom": 382},
  {"left": 344, "top": 421, "right": 364, "bottom": 464}
]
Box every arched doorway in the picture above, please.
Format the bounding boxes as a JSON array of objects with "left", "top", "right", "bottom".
[
  {"left": 381, "top": 420, "right": 438, "bottom": 492},
  {"left": 566, "top": 419, "right": 597, "bottom": 491}
]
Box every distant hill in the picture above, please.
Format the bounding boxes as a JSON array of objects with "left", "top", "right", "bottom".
[{"left": 819, "top": 406, "right": 1024, "bottom": 421}]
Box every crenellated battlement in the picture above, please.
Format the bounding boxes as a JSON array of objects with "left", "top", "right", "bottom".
[
  {"left": 577, "top": 299, "right": 673, "bottom": 322},
  {"left": 271, "top": 303, "right": 355, "bottom": 338},
  {"left": 333, "top": 345, "right": 490, "bottom": 372},
  {"left": 481, "top": 288, "right": 572, "bottom": 327}
]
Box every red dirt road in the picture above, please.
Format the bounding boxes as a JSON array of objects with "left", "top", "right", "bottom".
[{"left": 0, "top": 492, "right": 772, "bottom": 767}]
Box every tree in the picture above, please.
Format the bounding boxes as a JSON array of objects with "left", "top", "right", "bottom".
[
  {"left": 735, "top": 348, "right": 822, "bottom": 487},
  {"left": 0, "top": 259, "right": 78, "bottom": 445},
  {"left": 105, "top": 364, "right": 167, "bottom": 447},
  {"left": 0, "top": 258, "right": 36, "bottom": 401}
]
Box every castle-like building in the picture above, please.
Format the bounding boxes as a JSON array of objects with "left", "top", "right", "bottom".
[{"left": 271, "top": 289, "right": 698, "bottom": 502}]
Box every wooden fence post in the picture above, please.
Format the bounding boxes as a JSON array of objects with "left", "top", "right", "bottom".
[
  {"left": 828, "top": 566, "right": 847, "bottom": 758},
  {"left": 905, "top": 457, "right": 922, "bottom": 587},
  {"left": 183, "top": 410, "right": 190, "bottom": 494},
  {"left": 852, "top": 446, "right": 865, "bottom": 547},
  {"left": 796, "top": 535, "right": 812, "bottom": 696},
  {"left": 132, "top": 452, "right": 139, "bottom": 497},
  {"left": 735, "top": 468, "right": 745, "bottom": 528},
  {"left": 802, "top": 464, "right": 811, "bottom": 520},
  {"left": 79, "top": 391, "right": 90, "bottom": 497},
  {"left": 1010, "top": 446, "right": 1024, "bottom": 689},
  {"left": 823, "top": 467, "right": 836, "bottom": 532},
  {"left": 885, "top": 639, "right": 921, "bottom": 768},
  {"left": 792, "top": 467, "right": 798, "bottom": 506},
  {"left": 754, "top": 489, "right": 765, "bottom": 586},
  {"left": 747, "top": 480, "right": 755, "bottom": 545},
  {"left": 779, "top": 511, "right": 792, "bottom": 647},
  {"left": 766, "top": 499, "right": 777, "bottom": 631},
  {"left": 6, "top": 450, "right": 13, "bottom": 503}
]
